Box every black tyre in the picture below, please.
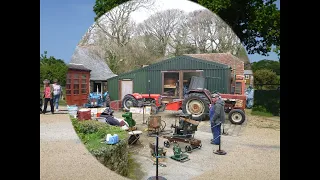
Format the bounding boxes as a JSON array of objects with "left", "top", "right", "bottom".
[
  {"left": 164, "top": 141, "right": 170, "bottom": 148},
  {"left": 182, "top": 93, "right": 210, "bottom": 121},
  {"left": 158, "top": 103, "right": 166, "bottom": 112},
  {"left": 122, "top": 95, "right": 138, "bottom": 111},
  {"left": 185, "top": 145, "right": 192, "bottom": 153},
  {"left": 228, "top": 109, "right": 246, "bottom": 125}
]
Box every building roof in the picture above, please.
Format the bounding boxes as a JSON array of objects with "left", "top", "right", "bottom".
[
  {"left": 184, "top": 53, "right": 244, "bottom": 75},
  {"left": 185, "top": 53, "right": 243, "bottom": 66},
  {"left": 244, "top": 70, "right": 253, "bottom": 75},
  {"left": 67, "top": 63, "right": 91, "bottom": 71},
  {"left": 70, "top": 46, "right": 117, "bottom": 81}
]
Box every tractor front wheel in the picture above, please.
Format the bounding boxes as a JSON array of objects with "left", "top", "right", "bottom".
[{"left": 228, "top": 109, "right": 246, "bottom": 125}]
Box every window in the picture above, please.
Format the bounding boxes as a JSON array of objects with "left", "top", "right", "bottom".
[
  {"left": 235, "top": 82, "right": 242, "bottom": 94},
  {"left": 73, "top": 78, "right": 79, "bottom": 95},
  {"left": 66, "top": 74, "right": 72, "bottom": 95},
  {"left": 162, "top": 72, "right": 179, "bottom": 97},
  {"left": 81, "top": 77, "right": 87, "bottom": 94},
  {"left": 245, "top": 75, "right": 250, "bottom": 79}
]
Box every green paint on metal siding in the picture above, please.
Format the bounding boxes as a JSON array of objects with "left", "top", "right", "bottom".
[
  {"left": 107, "top": 55, "right": 231, "bottom": 100},
  {"left": 107, "top": 78, "right": 118, "bottom": 101}
]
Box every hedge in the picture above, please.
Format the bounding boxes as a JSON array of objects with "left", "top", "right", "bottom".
[
  {"left": 71, "top": 118, "right": 129, "bottom": 176},
  {"left": 252, "top": 90, "right": 280, "bottom": 116}
]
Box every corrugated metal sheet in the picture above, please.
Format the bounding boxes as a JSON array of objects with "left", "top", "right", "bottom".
[{"left": 107, "top": 55, "right": 231, "bottom": 100}]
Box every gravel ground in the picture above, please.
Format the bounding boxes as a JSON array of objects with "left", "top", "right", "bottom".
[
  {"left": 41, "top": 107, "right": 280, "bottom": 180},
  {"left": 113, "top": 110, "right": 280, "bottom": 180}
]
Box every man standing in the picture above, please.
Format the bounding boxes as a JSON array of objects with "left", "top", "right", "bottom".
[
  {"left": 211, "top": 93, "right": 225, "bottom": 145},
  {"left": 52, "top": 79, "right": 63, "bottom": 112},
  {"left": 42, "top": 79, "right": 54, "bottom": 114}
]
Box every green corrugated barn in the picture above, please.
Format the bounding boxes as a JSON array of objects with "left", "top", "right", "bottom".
[{"left": 107, "top": 55, "right": 231, "bottom": 102}]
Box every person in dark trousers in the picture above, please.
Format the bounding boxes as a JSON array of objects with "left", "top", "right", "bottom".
[
  {"left": 209, "top": 103, "right": 215, "bottom": 143},
  {"left": 52, "top": 79, "right": 63, "bottom": 112},
  {"left": 42, "top": 79, "right": 54, "bottom": 114},
  {"left": 211, "top": 93, "right": 225, "bottom": 145}
]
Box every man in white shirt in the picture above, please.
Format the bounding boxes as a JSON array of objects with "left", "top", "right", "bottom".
[{"left": 52, "top": 79, "right": 63, "bottom": 112}]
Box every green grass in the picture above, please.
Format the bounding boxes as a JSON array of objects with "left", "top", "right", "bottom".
[
  {"left": 71, "top": 118, "right": 127, "bottom": 146},
  {"left": 71, "top": 117, "right": 131, "bottom": 176}
]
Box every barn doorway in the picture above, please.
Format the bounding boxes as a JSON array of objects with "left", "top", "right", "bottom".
[{"left": 119, "top": 80, "right": 133, "bottom": 100}]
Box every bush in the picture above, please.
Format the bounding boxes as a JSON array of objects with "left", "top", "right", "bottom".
[
  {"left": 254, "top": 69, "right": 279, "bottom": 90},
  {"left": 71, "top": 118, "right": 129, "bottom": 176},
  {"left": 252, "top": 90, "right": 280, "bottom": 116}
]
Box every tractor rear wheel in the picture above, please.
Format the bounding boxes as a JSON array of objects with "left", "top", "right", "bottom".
[
  {"left": 122, "top": 95, "right": 138, "bottom": 111},
  {"left": 228, "top": 109, "right": 246, "bottom": 125},
  {"left": 182, "top": 93, "right": 210, "bottom": 121}
]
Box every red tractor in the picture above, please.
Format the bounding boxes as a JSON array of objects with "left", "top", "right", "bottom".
[
  {"left": 122, "top": 93, "right": 166, "bottom": 114},
  {"left": 166, "top": 76, "right": 247, "bottom": 125}
]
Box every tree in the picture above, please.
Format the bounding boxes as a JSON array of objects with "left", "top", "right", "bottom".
[
  {"left": 251, "top": 59, "right": 280, "bottom": 75},
  {"left": 40, "top": 51, "right": 68, "bottom": 86},
  {"left": 137, "top": 9, "right": 185, "bottom": 56},
  {"left": 253, "top": 69, "right": 279, "bottom": 90},
  {"left": 93, "top": 0, "right": 280, "bottom": 56}
]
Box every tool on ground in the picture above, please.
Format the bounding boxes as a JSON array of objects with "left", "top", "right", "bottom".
[
  {"left": 170, "top": 143, "right": 190, "bottom": 162},
  {"left": 128, "top": 130, "right": 142, "bottom": 145},
  {"left": 162, "top": 114, "right": 202, "bottom": 152},
  {"left": 153, "top": 162, "right": 166, "bottom": 167},
  {"left": 213, "top": 125, "right": 227, "bottom": 155},
  {"left": 149, "top": 142, "right": 167, "bottom": 157},
  {"left": 147, "top": 132, "right": 167, "bottom": 180}
]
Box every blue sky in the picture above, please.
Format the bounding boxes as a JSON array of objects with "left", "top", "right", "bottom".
[{"left": 40, "top": 0, "right": 280, "bottom": 63}]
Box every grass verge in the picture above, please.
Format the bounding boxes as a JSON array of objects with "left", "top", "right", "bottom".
[{"left": 71, "top": 117, "right": 129, "bottom": 176}]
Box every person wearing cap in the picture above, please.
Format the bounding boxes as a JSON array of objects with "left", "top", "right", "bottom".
[
  {"left": 42, "top": 79, "right": 54, "bottom": 114},
  {"left": 210, "top": 93, "right": 225, "bottom": 145},
  {"left": 52, "top": 79, "right": 63, "bottom": 112}
]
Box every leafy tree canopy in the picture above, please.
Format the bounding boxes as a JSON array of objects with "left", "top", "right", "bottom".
[
  {"left": 251, "top": 59, "right": 280, "bottom": 75},
  {"left": 40, "top": 51, "right": 68, "bottom": 86},
  {"left": 93, "top": 0, "right": 280, "bottom": 57}
]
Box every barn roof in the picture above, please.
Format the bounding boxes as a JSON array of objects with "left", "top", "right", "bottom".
[
  {"left": 67, "top": 63, "right": 91, "bottom": 71},
  {"left": 185, "top": 53, "right": 243, "bottom": 66},
  {"left": 70, "top": 46, "right": 117, "bottom": 81}
]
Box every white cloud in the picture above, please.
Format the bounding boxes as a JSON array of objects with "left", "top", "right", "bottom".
[{"left": 130, "top": 0, "right": 207, "bottom": 23}]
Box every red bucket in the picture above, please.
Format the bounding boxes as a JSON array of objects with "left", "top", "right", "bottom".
[{"left": 77, "top": 108, "right": 91, "bottom": 121}]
